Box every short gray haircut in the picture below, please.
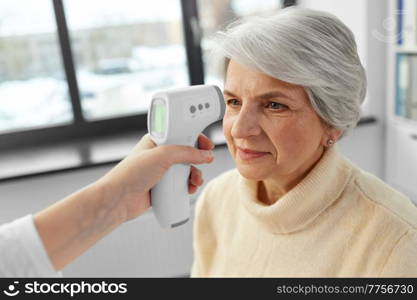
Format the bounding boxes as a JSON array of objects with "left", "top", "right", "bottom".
[{"left": 211, "top": 7, "right": 367, "bottom": 136}]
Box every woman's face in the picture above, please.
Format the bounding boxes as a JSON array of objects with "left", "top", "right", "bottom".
[{"left": 223, "top": 60, "right": 333, "bottom": 182}]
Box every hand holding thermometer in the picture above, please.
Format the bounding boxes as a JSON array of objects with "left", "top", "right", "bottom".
[{"left": 147, "top": 85, "right": 225, "bottom": 228}]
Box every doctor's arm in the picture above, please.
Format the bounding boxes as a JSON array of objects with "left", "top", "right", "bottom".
[{"left": 33, "top": 134, "right": 214, "bottom": 272}]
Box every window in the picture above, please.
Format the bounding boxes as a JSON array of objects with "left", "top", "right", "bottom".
[
  {"left": 0, "top": 0, "right": 72, "bottom": 133},
  {"left": 0, "top": 0, "right": 295, "bottom": 150},
  {"left": 63, "top": 0, "right": 188, "bottom": 120}
]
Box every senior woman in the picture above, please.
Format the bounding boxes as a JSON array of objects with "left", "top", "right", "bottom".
[{"left": 191, "top": 7, "right": 417, "bottom": 277}]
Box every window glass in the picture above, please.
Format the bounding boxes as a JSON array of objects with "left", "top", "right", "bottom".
[
  {"left": 64, "top": 0, "right": 188, "bottom": 120},
  {"left": 0, "top": 0, "right": 72, "bottom": 133}
]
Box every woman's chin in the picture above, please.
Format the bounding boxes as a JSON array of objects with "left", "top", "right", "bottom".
[{"left": 236, "top": 164, "right": 269, "bottom": 181}]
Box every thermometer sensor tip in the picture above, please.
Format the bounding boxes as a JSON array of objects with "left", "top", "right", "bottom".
[{"left": 213, "top": 85, "right": 226, "bottom": 120}]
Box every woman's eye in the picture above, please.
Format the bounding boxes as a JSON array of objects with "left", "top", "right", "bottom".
[
  {"left": 226, "top": 99, "right": 241, "bottom": 107},
  {"left": 267, "top": 102, "right": 288, "bottom": 111}
]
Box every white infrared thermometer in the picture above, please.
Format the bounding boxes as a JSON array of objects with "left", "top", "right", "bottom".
[{"left": 147, "top": 85, "right": 225, "bottom": 228}]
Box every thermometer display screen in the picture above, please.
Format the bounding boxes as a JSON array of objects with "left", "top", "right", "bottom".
[{"left": 151, "top": 100, "right": 166, "bottom": 135}]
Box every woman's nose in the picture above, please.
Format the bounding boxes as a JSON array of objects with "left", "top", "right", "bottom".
[{"left": 231, "top": 107, "right": 261, "bottom": 139}]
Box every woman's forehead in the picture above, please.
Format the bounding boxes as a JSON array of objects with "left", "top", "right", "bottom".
[{"left": 225, "top": 60, "right": 303, "bottom": 96}]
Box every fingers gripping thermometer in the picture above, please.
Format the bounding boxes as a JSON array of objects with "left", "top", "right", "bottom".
[{"left": 147, "top": 85, "right": 225, "bottom": 228}]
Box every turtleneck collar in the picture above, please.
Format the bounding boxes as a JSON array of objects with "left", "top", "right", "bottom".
[{"left": 238, "top": 145, "right": 354, "bottom": 234}]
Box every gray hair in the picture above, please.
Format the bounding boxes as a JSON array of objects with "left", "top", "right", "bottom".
[{"left": 211, "top": 7, "right": 367, "bottom": 136}]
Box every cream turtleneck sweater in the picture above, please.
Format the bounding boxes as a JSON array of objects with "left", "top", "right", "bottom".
[{"left": 191, "top": 146, "right": 417, "bottom": 277}]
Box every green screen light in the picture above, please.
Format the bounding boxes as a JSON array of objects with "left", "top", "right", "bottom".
[{"left": 152, "top": 101, "right": 166, "bottom": 134}]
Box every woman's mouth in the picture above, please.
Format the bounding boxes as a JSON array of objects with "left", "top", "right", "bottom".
[{"left": 236, "top": 147, "right": 269, "bottom": 160}]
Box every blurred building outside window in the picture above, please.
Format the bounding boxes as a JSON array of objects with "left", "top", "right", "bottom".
[
  {"left": 0, "top": 0, "right": 285, "bottom": 135},
  {"left": 0, "top": 0, "right": 72, "bottom": 133},
  {"left": 63, "top": 0, "right": 189, "bottom": 120}
]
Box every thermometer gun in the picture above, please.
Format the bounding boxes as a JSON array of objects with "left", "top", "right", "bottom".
[{"left": 147, "top": 85, "right": 225, "bottom": 228}]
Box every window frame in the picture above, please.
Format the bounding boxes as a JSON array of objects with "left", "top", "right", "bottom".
[{"left": 0, "top": 0, "right": 295, "bottom": 150}]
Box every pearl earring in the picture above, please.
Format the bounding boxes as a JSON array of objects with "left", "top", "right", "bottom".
[{"left": 327, "top": 139, "right": 334, "bottom": 147}]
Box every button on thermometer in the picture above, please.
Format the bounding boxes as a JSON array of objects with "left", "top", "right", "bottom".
[{"left": 147, "top": 85, "right": 225, "bottom": 228}]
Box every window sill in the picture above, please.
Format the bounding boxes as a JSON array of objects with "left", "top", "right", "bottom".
[{"left": 0, "top": 116, "right": 377, "bottom": 183}]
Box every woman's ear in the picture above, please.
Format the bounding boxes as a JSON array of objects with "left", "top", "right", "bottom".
[{"left": 321, "top": 124, "right": 342, "bottom": 147}]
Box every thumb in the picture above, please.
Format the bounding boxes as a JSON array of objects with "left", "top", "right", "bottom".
[{"left": 158, "top": 144, "right": 214, "bottom": 166}]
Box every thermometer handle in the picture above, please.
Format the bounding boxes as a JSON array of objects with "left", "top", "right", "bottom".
[{"left": 151, "top": 163, "right": 190, "bottom": 228}]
